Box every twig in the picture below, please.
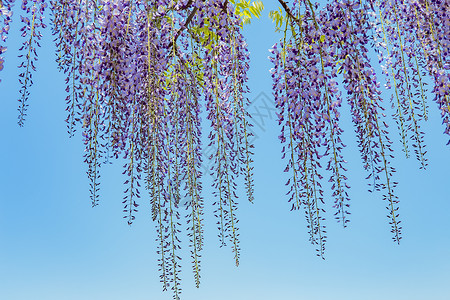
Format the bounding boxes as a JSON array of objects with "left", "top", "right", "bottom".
[
  {"left": 180, "top": 0, "right": 193, "bottom": 10},
  {"left": 277, "top": 0, "right": 300, "bottom": 24},
  {"left": 168, "top": 6, "right": 198, "bottom": 50}
]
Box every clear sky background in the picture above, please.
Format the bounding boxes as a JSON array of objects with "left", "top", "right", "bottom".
[{"left": 1, "top": 2, "right": 449, "bottom": 300}]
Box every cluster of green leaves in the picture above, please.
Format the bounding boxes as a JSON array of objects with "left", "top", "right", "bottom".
[
  {"left": 176, "top": 0, "right": 264, "bottom": 89},
  {"left": 190, "top": 0, "right": 263, "bottom": 51},
  {"left": 190, "top": 17, "right": 220, "bottom": 51},
  {"left": 232, "top": 0, "right": 264, "bottom": 25},
  {"left": 269, "top": 7, "right": 286, "bottom": 31}
]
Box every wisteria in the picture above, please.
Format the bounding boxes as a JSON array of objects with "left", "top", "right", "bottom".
[
  {"left": 269, "top": 0, "right": 448, "bottom": 253},
  {"left": 1, "top": 0, "right": 449, "bottom": 298},
  {"left": 0, "top": 0, "right": 14, "bottom": 77},
  {"left": 3, "top": 0, "right": 257, "bottom": 297},
  {"left": 17, "top": 0, "right": 46, "bottom": 125}
]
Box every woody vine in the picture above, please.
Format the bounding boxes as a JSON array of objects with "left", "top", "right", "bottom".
[{"left": 0, "top": 0, "right": 448, "bottom": 298}]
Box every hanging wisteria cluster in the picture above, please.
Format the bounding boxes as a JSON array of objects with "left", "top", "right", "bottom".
[
  {"left": 269, "top": 0, "right": 448, "bottom": 257},
  {"left": 0, "top": 0, "right": 14, "bottom": 76},
  {"left": 1, "top": 0, "right": 258, "bottom": 297},
  {"left": 1, "top": 0, "right": 449, "bottom": 297}
]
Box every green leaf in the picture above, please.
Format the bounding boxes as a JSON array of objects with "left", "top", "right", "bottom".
[{"left": 234, "top": 0, "right": 264, "bottom": 25}]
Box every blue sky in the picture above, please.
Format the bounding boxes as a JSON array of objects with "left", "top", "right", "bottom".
[{"left": 1, "top": 2, "right": 450, "bottom": 300}]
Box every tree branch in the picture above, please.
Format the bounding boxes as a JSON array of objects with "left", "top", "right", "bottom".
[
  {"left": 277, "top": 0, "right": 300, "bottom": 24},
  {"left": 221, "top": 0, "right": 229, "bottom": 12},
  {"left": 180, "top": 0, "right": 194, "bottom": 10},
  {"left": 168, "top": 6, "right": 198, "bottom": 50}
]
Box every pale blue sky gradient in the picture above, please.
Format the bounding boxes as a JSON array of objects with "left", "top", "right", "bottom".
[{"left": 1, "top": 2, "right": 450, "bottom": 299}]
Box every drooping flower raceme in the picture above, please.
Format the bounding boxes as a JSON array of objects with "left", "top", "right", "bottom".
[
  {"left": 0, "top": 0, "right": 14, "bottom": 76},
  {"left": 17, "top": 0, "right": 46, "bottom": 126},
  {"left": 268, "top": 0, "right": 446, "bottom": 251},
  {"left": 8, "top": 0, "right": 256, "bottom": 298},
  {"left": 2, "top": 0, "right": 450, "bottom": 298},
  {"left": 375, "top": 0, "right": 449, "bottom": 149}
]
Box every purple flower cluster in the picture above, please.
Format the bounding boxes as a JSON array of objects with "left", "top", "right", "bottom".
[
  {"left": 375, "top": 0, "right": 449, "bottom": 148},
  {"left": 0, "top": 0, "right": 14, "bottom": 76},
  {"left": 200, "top": 0, "right": 254, "bottom": 267},
  {"left": 270, "top": 0, "right": 402, "bottom": 251},
  {"left": 3, "top": 0, "right": 449, "bottom": 296},
  {"left": 6, "top": 0, "right": 255, "bottom": 297},
  {"left": 17, "top": 0, "right": 46, "bottom": 126}
]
